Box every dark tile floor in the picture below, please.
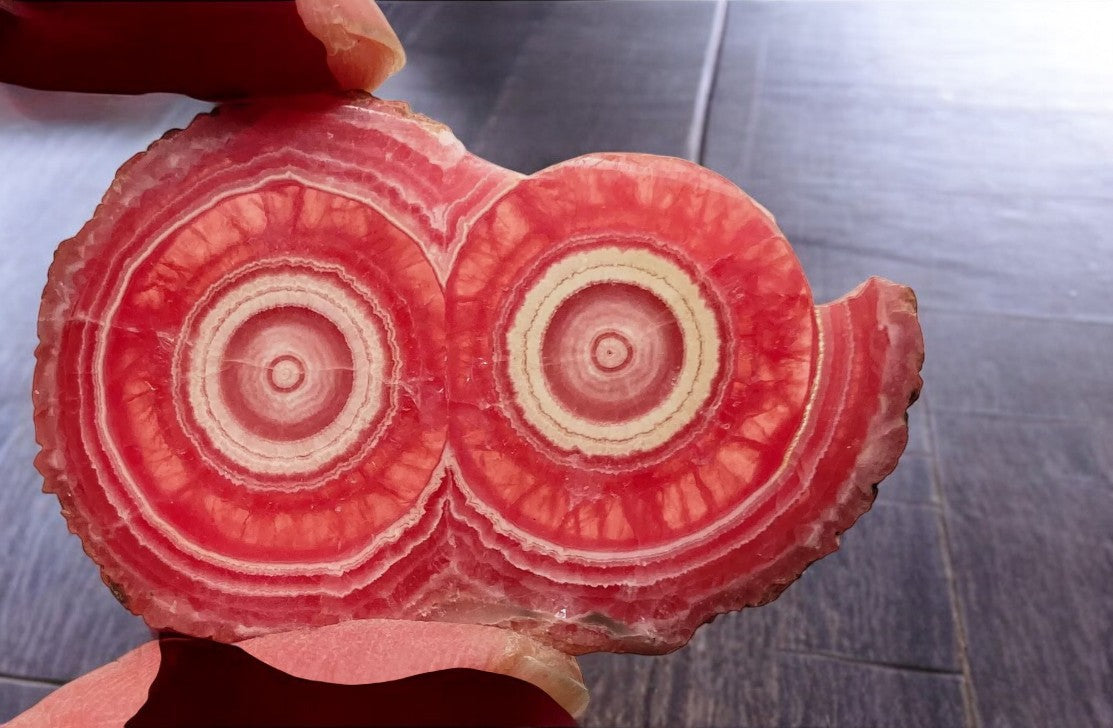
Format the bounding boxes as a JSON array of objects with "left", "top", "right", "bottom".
[{"left": 1, "top": 2, "right": 1111, "bottom": 726}]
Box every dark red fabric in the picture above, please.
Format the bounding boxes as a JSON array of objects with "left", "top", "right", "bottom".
[
  {"left": 126, "top": 633, "right": 577, "bottom": 727},
  {"left": 0, "top": 1, "right": 340, "bottom": 99}
]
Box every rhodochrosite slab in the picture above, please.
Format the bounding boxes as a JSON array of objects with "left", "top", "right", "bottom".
[
  {"left": 34, "top": 94, "right": 924, "bottom": 655},
  {"left": 35, "top": 95, "right": 515, "bottom": 641}
]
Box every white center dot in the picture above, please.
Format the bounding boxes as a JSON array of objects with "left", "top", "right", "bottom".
[
  {"left": 268, "top": 355, "right": 306, "bottom": 392},
  {"left": 591, "top": 332, "right": 633, "bottom": 372}
]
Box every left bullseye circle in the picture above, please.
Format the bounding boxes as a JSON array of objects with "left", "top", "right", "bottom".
[
  {"left": 175, "top": 263, "right": 395, "bottom": 481},
  {"left": 42, "top": 179, "right": 448, "bottom": 590},
  {"left": 68, "top": 181, "right": 448, "bottom": 582},
  {"left": 34, "top": 100, "right": 457, "bottom": 640}
]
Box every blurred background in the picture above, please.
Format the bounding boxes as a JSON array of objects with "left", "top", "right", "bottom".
[{"left": 1, "top": 2, "right": 1111, "bottom": 726}]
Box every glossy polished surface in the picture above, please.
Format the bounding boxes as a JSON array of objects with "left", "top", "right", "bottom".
[{"left": 1, "top": 2, "right": 1111, "bottom": 725}]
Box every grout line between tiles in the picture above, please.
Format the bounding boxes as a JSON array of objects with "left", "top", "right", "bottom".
[
  {"left": 639, "top": 659, "right": 660, "bottom": 728},
  {"left": 687, "top": 0, "right": 729, "bottom": 164},
  {"left": 0, "top": 672, "right": 65, "bottom": 688},
  {"left": 777, "top": 647, "right": 964, "bottom": 678},
  {"left": 923, "top": 397, "right": 983, "bottom": 728},
  {"left": 926, "top": 406, "right": 1104, "bottom": 425},
  {"left": 917, "top": 303, "right": 1113, "bottom": 328}
]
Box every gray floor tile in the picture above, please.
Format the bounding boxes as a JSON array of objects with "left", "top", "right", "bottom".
[
  {"left": 580, "top": 608, "right": 780, "bottom": 728},
  {"left": 777, "top": 502, "right": 959, "bottom": 672},
  {"left": 935, "top": 412, "right": 1113, "bottom": 727},
  {"left": 923, "top": 311, "right": 1113, "bottom": 421},
  {"left": 776, "top": 650, "right": 966, "bottom": 728},
  {"left": 0, "top": 678, "right": 55, "bottom": 725}
]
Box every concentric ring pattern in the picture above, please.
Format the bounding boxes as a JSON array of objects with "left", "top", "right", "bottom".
[
  {"left": 35, "top": 98, "right": 923, "bottom": 653},
  {"left": 447, "top": 154, "right": 817, "bottom": 555},
  {"left": 32, "top": 97, "right": 510, "bottom": 639}
]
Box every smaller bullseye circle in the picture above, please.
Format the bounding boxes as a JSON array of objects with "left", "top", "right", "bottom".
[
  {"left": 504, "top": 246, "right": 724, "bottom": 456},
  {"left": 591, "top": 332, "right": 632, "bottom": 372},
  {"left": 267, "top": 355, "right": 306, "bottom": 392}
]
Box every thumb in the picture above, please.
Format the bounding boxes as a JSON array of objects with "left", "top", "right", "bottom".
[{"left": 296, "top": 0, "right": 405, "bottom": 94}]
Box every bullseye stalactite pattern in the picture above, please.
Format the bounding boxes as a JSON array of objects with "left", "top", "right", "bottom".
[
  {"left": 442, "top": 157, "right": 923, "bottom": 654},
  {"left": 34, "top": 98, "right": 517, "bottom": 640},
  {"left": 35, "top": 98, "right": 923, "bottom": 653},
  {"left": 447, "top": 155, "right": 816, "bottom": 555},
  {"left": 61, "top": 181, "right": 447, "bottom": 628}
]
